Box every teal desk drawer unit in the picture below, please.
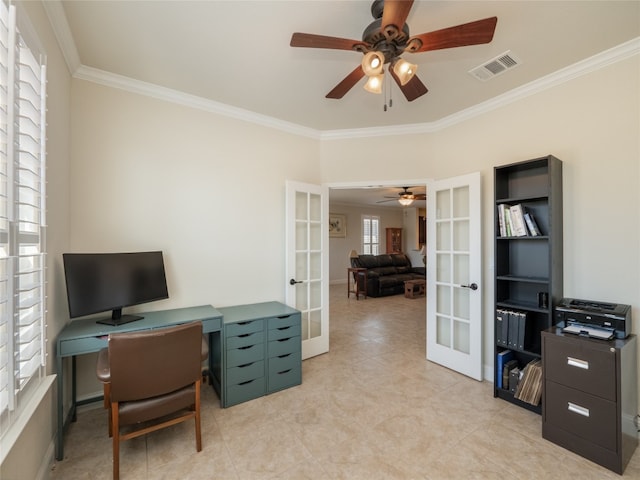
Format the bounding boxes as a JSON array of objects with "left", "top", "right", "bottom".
[{"left": 217, "top": 302, "right": 301, "bottom": 407}]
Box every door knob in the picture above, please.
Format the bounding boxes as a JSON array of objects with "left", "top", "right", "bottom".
[
  {"left": 289, "top": 278, "right": 302, "bottom": 285},
  {"left": 461, "top": 283, "right": 478, "bottom": 290}
]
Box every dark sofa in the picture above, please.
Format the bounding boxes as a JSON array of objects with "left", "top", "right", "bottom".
[{"left": 350, "top": 253, "right": 426, "bottom": 298}]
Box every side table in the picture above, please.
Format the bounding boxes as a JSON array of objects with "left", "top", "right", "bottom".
[{"left": 347, "top": 267, "right": 367, "bottom": 300}]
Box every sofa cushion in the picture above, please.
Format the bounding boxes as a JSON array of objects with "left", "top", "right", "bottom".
[{"left": 356, "top": 255, "right": 379, "bottom": 269}]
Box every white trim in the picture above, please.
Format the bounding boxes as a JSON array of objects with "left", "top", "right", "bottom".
[
  {"left": 0, "top": 374, "right": 55, "bottom": 465},
  {"left": 42, "top": 1, "right": 638, "bottom": 138}
]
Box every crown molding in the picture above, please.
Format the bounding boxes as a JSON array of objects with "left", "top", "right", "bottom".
[
  {"left": 42, "top": 0, "right": 81, "bottom": 73},
  {"left": 74, "top": 65, "right": 321, "bottom": 139},
  {"left": 321, "top": 37, "right": 640, "bottom": 140}
]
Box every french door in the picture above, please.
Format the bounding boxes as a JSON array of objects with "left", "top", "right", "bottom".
[
  {"left": 285, "top": 181, "right": 329, "bottom": 359},
  {"left": 427, "top": 172, "right": 483, "bottom": 380}
]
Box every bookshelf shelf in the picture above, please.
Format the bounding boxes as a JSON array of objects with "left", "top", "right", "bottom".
[{"left": 493, "top": 155, "right": 563, "bottom": 413}]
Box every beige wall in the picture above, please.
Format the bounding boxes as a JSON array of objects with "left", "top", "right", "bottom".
[{"left": 321, "top": 56, "right": 640, "bottom": 381}]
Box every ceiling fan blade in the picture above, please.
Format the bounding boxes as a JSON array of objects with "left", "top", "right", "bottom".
[
  {"left": 406, "top": 17, "right": 498, "bottom": 53},
  {"left": 290, "top": 32, "right": 367, "bottom": 51},
  {"left": 389, "top": 68, "right": 428, "bottom": 102},
  {"left": 326, "top": 66, "right": 366, "bottom": 99},
  {"left": 381, "top": 0, "right": 414, "bottom": 31}
]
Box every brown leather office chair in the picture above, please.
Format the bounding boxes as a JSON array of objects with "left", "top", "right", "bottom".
[{"left": 96, "top": 321, "right": 206, "bottom": 480}]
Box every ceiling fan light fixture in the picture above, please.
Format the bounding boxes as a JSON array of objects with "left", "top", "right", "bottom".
[
  {"left": 364, "top": 74, "right": 383, "bottom": 94},
  {"left": 361, "top": 51, "right": 384, "bottom": 76},
  {"left": 393, "top": 58, "right": 418, "bottom": 86},
  {"left": 398, "top": 197, "right": 414, "bottom": 206}
]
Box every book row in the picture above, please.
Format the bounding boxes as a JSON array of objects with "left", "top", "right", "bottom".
[
  {"left": 497, "top": 203, "right": 542, "bottom": 237},
  {"left": 496, "top": 350, "right": 543, "bottom": 406}
]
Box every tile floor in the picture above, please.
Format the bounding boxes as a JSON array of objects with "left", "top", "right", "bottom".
[{"left": 50, "top": 285, "right": 640, "bottom": 479}]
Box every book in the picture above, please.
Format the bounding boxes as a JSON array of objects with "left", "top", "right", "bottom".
[
  {"left": 503, "top": 359, "right": 518, "bottom": 390},
  {"left": 496, "top": 349, "right": 514, "bottom": 389},
  {"left": 504, "top": 208, "right": 513, "bottom": 236},
  {"left": 496, "top": 309, "right": 509, "bottom": 347},
  {"left": 509, "top": 204, "right": 528, "bottom": 236},
  {"left": 524, "top": 211, "right": 542, "bottom": 236},
  {"left": 497, "top": 204, "right": 509, "bottom": 236}
]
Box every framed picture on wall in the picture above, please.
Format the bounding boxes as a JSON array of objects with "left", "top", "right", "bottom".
[{"left": 329, "top": 213, "right": 346, "bottom": 238}]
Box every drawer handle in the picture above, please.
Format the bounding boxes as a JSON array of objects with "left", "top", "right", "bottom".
[
  {"left": 237, "top": 362, "right": 255, "bottom": 368},
  {"left": 277, "top": 337, "right": 292, "bottom": 343},
  {"left": 277, "top": 315, "right": 291, "bottom": 319},
  {"left": 238, "top": 321, "right": 253, "bottom": 326},
  {"left": 238, "top": 379, "right": 255, "bottom": 386},
  {"left": 277, "top": 369, "right": 292, "bottom": 375},
  {"left": 239, "top": 345, "right": 254, "bottom": 350},
  {"left": 238, "top": 333, "right": 253, "bottom": 338},
  {"left": 278, "top": 353, "right": 291, "bottom": 359},
  {"left": 567, "top": 402, "right": 590, "bottom": 418},
  {"left": 277, "top": 326, "right": 292, "bottom": 331},
  {"left": 567, "top": 356, "right": 589, "bottom": 370}
]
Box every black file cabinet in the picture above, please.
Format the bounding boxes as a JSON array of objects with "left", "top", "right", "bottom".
[{"left": 541, "top": 328, "right": 638, "bottom": 474}]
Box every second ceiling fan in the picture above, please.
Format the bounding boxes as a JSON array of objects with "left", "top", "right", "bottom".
[{"left": 290, "top": 0, "right": 497, "bottom": 101}]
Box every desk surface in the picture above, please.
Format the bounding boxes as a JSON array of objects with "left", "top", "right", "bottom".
[
  {"left": 216, "top": 301, "right": 299, "bottom": 324},
  {"left": 57, "top": 305, "right": 222, "bottom": 346}
]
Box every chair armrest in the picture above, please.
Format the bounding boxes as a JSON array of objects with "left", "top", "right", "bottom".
[{"left": 96, "top": 348, "right": 110, "bottom": 383}]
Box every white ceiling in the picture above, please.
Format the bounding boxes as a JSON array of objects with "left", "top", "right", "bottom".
[
  {"left": 48, "top": 1, "right": 639, "bottom": 208},
  {"left": 52, "top": 1, "right": 639, "bottom": 134}
]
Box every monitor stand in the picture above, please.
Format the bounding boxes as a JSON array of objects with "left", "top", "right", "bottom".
[{"left": 96, "top": 308, "right": 144, "bottom": 326}]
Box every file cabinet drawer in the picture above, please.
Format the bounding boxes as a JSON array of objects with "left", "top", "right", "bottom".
[
  {"left": 268, "top": 364, "right": 301, "bottom": 393},
  {"left": 545, "top": 380, "right": 617, "bottom": 451},
  {"left": 267, "top": 313, "right": 300, "bottom": 330},
  {"left": 225, "top": 319, "right": 264, "bottom": 337},
  {"left": 226, "top": 377, "right": 266, "bottom": 407},
  {"left": 226, "top": 343, "right": 264, "bottom": 368},
  {"left": 268, "top": 324, "right": 301, "bottom": 341},
  {"left": 545, "top": 335, "right": 615, "bottom": 400},
  {"left": 226, "top": 331, "right": 264, "bottom": 350},
  {"left": 268, "top": 336, "right": 301, "bottom": 357},
  {"left": 269, "top": 350, "right": 301, "bottom": 373},
  {"left": 226, "top": 360, "right": 264, "bottom": 386}
]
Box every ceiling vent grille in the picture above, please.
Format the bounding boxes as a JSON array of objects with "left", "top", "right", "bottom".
[{"left": 469, "top": 51, "right": 522, "bottom": 81}]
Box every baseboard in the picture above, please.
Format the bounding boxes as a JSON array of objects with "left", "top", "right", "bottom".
[
  {"left": 329, "top": 279, "right": 347, "bottom": 286},
  {"left": 39, "top": 439, "right": 56, "bottom": 480}
]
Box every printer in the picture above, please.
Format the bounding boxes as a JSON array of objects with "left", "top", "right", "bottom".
[{"left": 555, "top": 298, "right": 632, "bottom": 340}]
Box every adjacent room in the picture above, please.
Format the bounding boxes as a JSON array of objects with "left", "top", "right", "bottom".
[{"left": 0, "top": 1, "right": 638, "bottom": 479}]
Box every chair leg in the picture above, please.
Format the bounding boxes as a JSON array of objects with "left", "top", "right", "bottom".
[
  {"left": 195, "top": 379, "right": 202, "bottom": 452},
  {"left": 104, "top": 384, "right": 113, "bottom": 438},
  {"left": 111, "top": 401, "right": 119, "bottom": 480}
]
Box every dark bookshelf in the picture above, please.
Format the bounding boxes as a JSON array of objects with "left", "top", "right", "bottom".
[{"left": 493, "top": 155, "right": 563, "bottom": 414}]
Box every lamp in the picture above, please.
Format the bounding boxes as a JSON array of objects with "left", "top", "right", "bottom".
[
  {"left": 419, "top": 245, "right": 426, "bottom": 265},
  {"left": 392, "top": 58, "right": 418, "bottom": 86},
  {"left": 363, "top": 74, "right": 383, "bottom": 94},
  {"left": 348, "top": 249, "right": 359, "bottom": 267},
  {"left": 398, "top": 197, "right": 414, "bottom": 206},
  {"left": 361, "top": 51, "right": 384, "bottom": 76}
]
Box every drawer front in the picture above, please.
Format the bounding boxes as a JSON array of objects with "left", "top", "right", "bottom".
[
  {"left": 226, "top": 376, "right": 266, "bottom": 407},
  {"left": 225, "top": 319, "right": 264, "bottom": 337},
  {"left": 267, "top": 313, "right": 300, "bottom": 330},
  {"left": 268, "top": 364, "right": 301, "bottom": 393},
  {"left": 226, "top": 343, "right": 264, "bottom": 368},
  {"left": 544, "top": 336, "right": 616, "bottom": 400},
  {"left": 545, "top": 380, "right": 617, "bottom": 451},
  {"left": 268, "top": 324, "right": 301, "bottom": 341},
  {"left": 268, "top": 336, "right": 301, "bottom": 358},
  {"left": 226, "top": 360, "right": 264, "bottom": 386},
  {"left": 226, "top": 331, "right": 264, "bottom": 350},
  {"left": 269, "top": 350, "right": 301, "bottom": 373}
]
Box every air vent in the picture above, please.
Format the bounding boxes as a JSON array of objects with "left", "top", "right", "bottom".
[{"left": 469, "top": 51, "right": 522, "bottom": 81}]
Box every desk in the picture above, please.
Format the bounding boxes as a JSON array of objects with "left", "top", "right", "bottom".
[
  {"left": 55, "top": 305, "right": 222, "bottom": 461},
  {"left": 347, "top": 267, "right": 367, "bottom": 299}
]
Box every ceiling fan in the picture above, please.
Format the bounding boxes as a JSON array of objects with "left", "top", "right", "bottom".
[
  {"left": 377, "top": 186, "right": 426, "bottom": 206},
  {"left": 290, "top": 0, "right": 497, "bottom": 102}
]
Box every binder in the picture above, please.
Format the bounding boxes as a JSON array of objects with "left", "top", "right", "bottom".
[
  {"left": 502, "top": 359, "right": 518, "bottom": 390},
  {"left": 508, "top": 311, "right": 520, "bottom": 349},
  {"left": 516, "top": 312, "right": 527, "bottom": 350},
  {"left": 496, "top": 309, "right": 509, "bottom": 347}
]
